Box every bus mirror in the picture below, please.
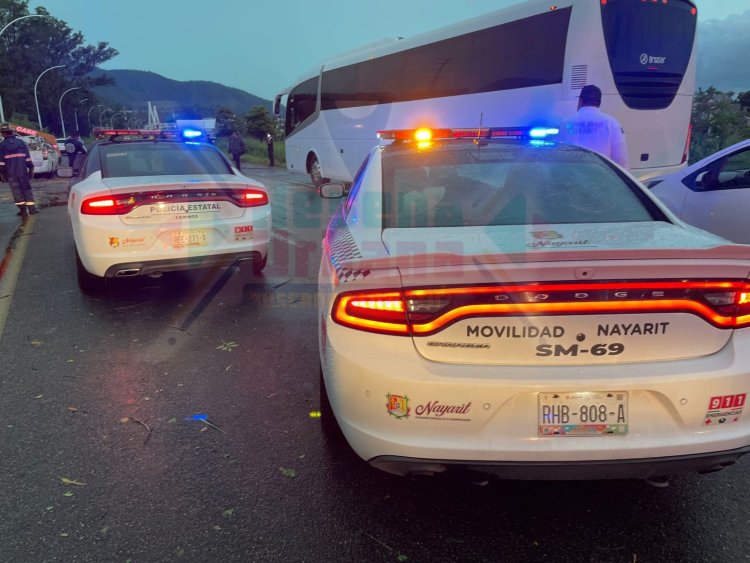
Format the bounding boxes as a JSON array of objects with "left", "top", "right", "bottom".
[
  {"left": 273, "top": 95, "right": 282, "bottom": 116},
  {"left": 319, "top": 182, "right": 346, "bottom": 199}
]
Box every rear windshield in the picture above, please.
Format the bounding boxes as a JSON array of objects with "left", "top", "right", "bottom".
[
  {"left": 99, "top": 142, "right": 232, "bottom": 178},
  {"left": 381, "top": 142, "right": 668, "bottom": 229},
  {"left": 23, "top": 137, "right": 42, "bottom": 151}
]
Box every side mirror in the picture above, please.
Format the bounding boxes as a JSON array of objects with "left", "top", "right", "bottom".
[
  {"left": 319, "top": 182, "right": 346, "bottom": 199},
  {"left": 273, "top": 95, "right": 282, "bottom": 116}
]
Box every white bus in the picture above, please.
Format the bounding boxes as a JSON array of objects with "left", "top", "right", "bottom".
[{"left": 274, "top": 0, "right": 698, "bottom": 186}]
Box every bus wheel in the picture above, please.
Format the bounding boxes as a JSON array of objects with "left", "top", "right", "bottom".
[{"left": 309, "top": 155, "right": 329, "bottom": 188}]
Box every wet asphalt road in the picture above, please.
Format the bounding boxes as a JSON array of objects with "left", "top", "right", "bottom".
[{"left": 1, "top": 165, "right": 750, "bottom": 563}]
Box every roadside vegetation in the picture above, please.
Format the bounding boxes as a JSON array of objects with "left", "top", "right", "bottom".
[
  {"left": 689, "top": 88, "right": 750, "bottom": 163},
  {"left": 213, "top": 135, "right": 286, "bottom": 168}
]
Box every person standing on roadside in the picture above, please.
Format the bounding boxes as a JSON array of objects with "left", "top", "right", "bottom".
[
  {"left": 0, "top": 123, "right": 37, "bottom": 217},
  {"left": 266, "top": 132, "right": 275, "bottom": 167},
  {"left": 557, "top": 84, "right": 629, "bottom": 169},
  {"left": 228, "top": 130, "right": 246, "bottom": 170},
  {"left": 64, "top": 131, "right": 87, "bottom": 176}
]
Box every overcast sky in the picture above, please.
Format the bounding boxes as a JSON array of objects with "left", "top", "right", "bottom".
[{"left": 35, "top": 0, "right": 750, "bottom": 100}]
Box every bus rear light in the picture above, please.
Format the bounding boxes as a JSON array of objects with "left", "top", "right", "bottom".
[
  {"left": 331, "top": 281, "right": 750, "bottom": 336},
  {"left": 682, "top": 123, "right": 692, "bottom": 164}
]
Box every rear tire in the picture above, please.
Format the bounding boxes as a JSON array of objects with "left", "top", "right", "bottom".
[
  {"left": 309, "top": 155, "right": 329, "bottom": 188},
  {"left": 75, "top": 247, "right": 106, "bottom": 295}
]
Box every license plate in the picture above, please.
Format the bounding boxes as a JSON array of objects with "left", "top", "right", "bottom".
[
  {"left": 172, "top": 229, "right": 208, "bottom": 248},
  {"left": 538, "top": 391, "right": 628, "bottom": 436}
]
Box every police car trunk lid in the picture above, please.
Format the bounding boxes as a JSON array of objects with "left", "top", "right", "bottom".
[
  {"left": 100, "top": 175, "right": 256, "bottom": 224},
  {"left": 353, "top": 223, "right": 750, "bottom": 365}
]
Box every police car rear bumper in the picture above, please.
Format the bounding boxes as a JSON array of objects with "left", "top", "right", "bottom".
[
  {"left": 104, "top": 250, "right": 263, "bottom": 277},
  {"left": 369, "top": 445, "right": 750, "bottom": 479}
]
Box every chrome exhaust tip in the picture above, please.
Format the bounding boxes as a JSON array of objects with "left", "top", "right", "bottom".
[{"left": 115, "top": 268, "right": 141, "bottom": 277}]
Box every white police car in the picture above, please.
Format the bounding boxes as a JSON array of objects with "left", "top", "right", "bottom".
[
  {"left": 68, "top": 129, "right": 270, "bottom": 293},
  {"left": 317, "top": 127, "right": 750, "bottom": 480}
]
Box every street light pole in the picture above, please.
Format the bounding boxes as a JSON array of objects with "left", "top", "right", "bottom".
[
  {"left": 87, "top": 104, "right": 101, "bottom": 130},
  {"left": 99, "top": 107, "right": 113, "bottom": 127},
  {"left": 110, "top": 112, "right": 124, "bottom": 129},
  {"left": 74, "top": 98, "right": 88, "bottom": 132},
  {"left": 58, "top": 86, "right": 81, "bottom": 138},
  {"left": 34, "top": 64, "right": 65, "bottom": 130},
  {"left": 0, "top": 14, "right": 48, "bottom": 37}
]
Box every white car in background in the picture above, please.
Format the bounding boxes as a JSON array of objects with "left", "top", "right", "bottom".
[
  {"left": 68, "top": 128, "right": 271, "bottom": 294},
  {"left": 19, "top": 135, "right": 58, "bottom": 178},
  {"left": 648, "top": 139, "right": 750, "bottom": 244},
  {"left": 317, "top": 126, "right": 750, "bottom": 481}
]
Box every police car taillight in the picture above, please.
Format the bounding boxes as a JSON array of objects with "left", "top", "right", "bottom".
[
  {"left": 332, "top": 281, "right": 750, "bottom": 336},
  {"left": 230, "top": 188, "right": 269, "bottom": 207},
  {"left": 81, "top": 188, "right": 269, "bottom": 215},
  {"left": 332, "top": 291, "right": 409, "bottom": 336}
]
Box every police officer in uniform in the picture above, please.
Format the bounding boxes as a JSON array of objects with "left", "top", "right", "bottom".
[
  {"left": 266, "top": 132, "right": 275, "bottom": 167},
  {"left": 64, "top": 131, "right": 87, "bottom": 176},
  {"left": 0, "top": 123, "right": 37, "bottom": 216},
  {"left": 558, "top": 84, "right": 629, "bottom": 169}
]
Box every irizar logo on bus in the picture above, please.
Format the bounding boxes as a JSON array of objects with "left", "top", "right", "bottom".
[{"left": 640, "top": 53, "right": 666, "bottom": 65}]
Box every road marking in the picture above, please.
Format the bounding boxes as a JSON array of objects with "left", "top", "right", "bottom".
[{"left": 0, "top": 217, "right": 36, "bottom": 339}]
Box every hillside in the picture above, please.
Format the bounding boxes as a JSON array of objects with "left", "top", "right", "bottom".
[{"left": 91, "top": 69, "right": 270, "bottom": 118}]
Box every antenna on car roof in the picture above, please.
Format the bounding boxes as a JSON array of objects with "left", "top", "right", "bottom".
[{"left": 473, "top": 112, "right": 487, "bottom": 147}]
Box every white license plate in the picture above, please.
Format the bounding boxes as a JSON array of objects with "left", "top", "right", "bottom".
[
  {"left": 538, "top": 391, "right": 628, "bottom": 436},
  {"left": 172, "top": 229, "right": 208, "bottom": 248}
]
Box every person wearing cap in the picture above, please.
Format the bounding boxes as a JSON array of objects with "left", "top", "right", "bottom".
[
  {"left": 64, "top": 131, "right": 87, "bottom": 177},
  {"left": 557, "top": 84, "right": 629, "bottom": 169},
  {"left": 0, "top": 123, "right": 38, "bottom": 216}
]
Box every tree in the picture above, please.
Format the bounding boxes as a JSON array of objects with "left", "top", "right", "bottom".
[
  {"left": 213, "top": 107, "right": 239, "bottom": 137},
  {"left": 243, "top": 105, "right": 277, "bottom": 139},
  {"left": 0, "top": 0, "right": 118, "bottom": 134},
  {"left": 689, "top": 87, "right": 750, "bottom": 163}
]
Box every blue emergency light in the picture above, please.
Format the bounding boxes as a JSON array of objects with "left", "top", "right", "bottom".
[{"left": 529, "top": 127, "right": 560, "bottom": 139}]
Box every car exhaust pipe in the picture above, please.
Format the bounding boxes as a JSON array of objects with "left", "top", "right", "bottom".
[{"left": 115, "top": 268, "right": 141, "bottom": 277}]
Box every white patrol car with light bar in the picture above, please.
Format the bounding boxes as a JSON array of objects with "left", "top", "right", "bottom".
[
  {"left": 68, "top": 129, "right": 270, "bottom": 293},
  {"left": 317, "top": 126, "right": 750, "bottom": 480}
]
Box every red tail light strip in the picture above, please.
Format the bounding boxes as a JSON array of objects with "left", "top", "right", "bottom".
[
  {"left": 334, "top": 292, "right": 409, "bottom": 335},
  {"left": 331, "top": 281, "right": 750, "bottom": 336},
  {"left": 81, "top": 188, "right": 268, "bottom": 215}
]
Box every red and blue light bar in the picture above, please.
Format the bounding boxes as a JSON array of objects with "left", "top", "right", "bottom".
[{"left": 377, "top": 126, "right": 560, "bottom": 142}]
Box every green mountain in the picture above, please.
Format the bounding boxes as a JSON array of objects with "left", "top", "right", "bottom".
[{"left": 91, "top": 69, "right": 269, "bottom": 119}]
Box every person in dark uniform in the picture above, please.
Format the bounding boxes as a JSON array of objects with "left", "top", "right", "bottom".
[
  {"left": 64, "top": 131, "right": 87, "bottom": 176},
  {"left": 0, "top": 123, "right": 37, "bottom": 216},
  {"left": 266, "top": 132, "right": 275, "bottom": 167},
  {"left": 228, "top": 130, "right": 246, "bottom": 170}
]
